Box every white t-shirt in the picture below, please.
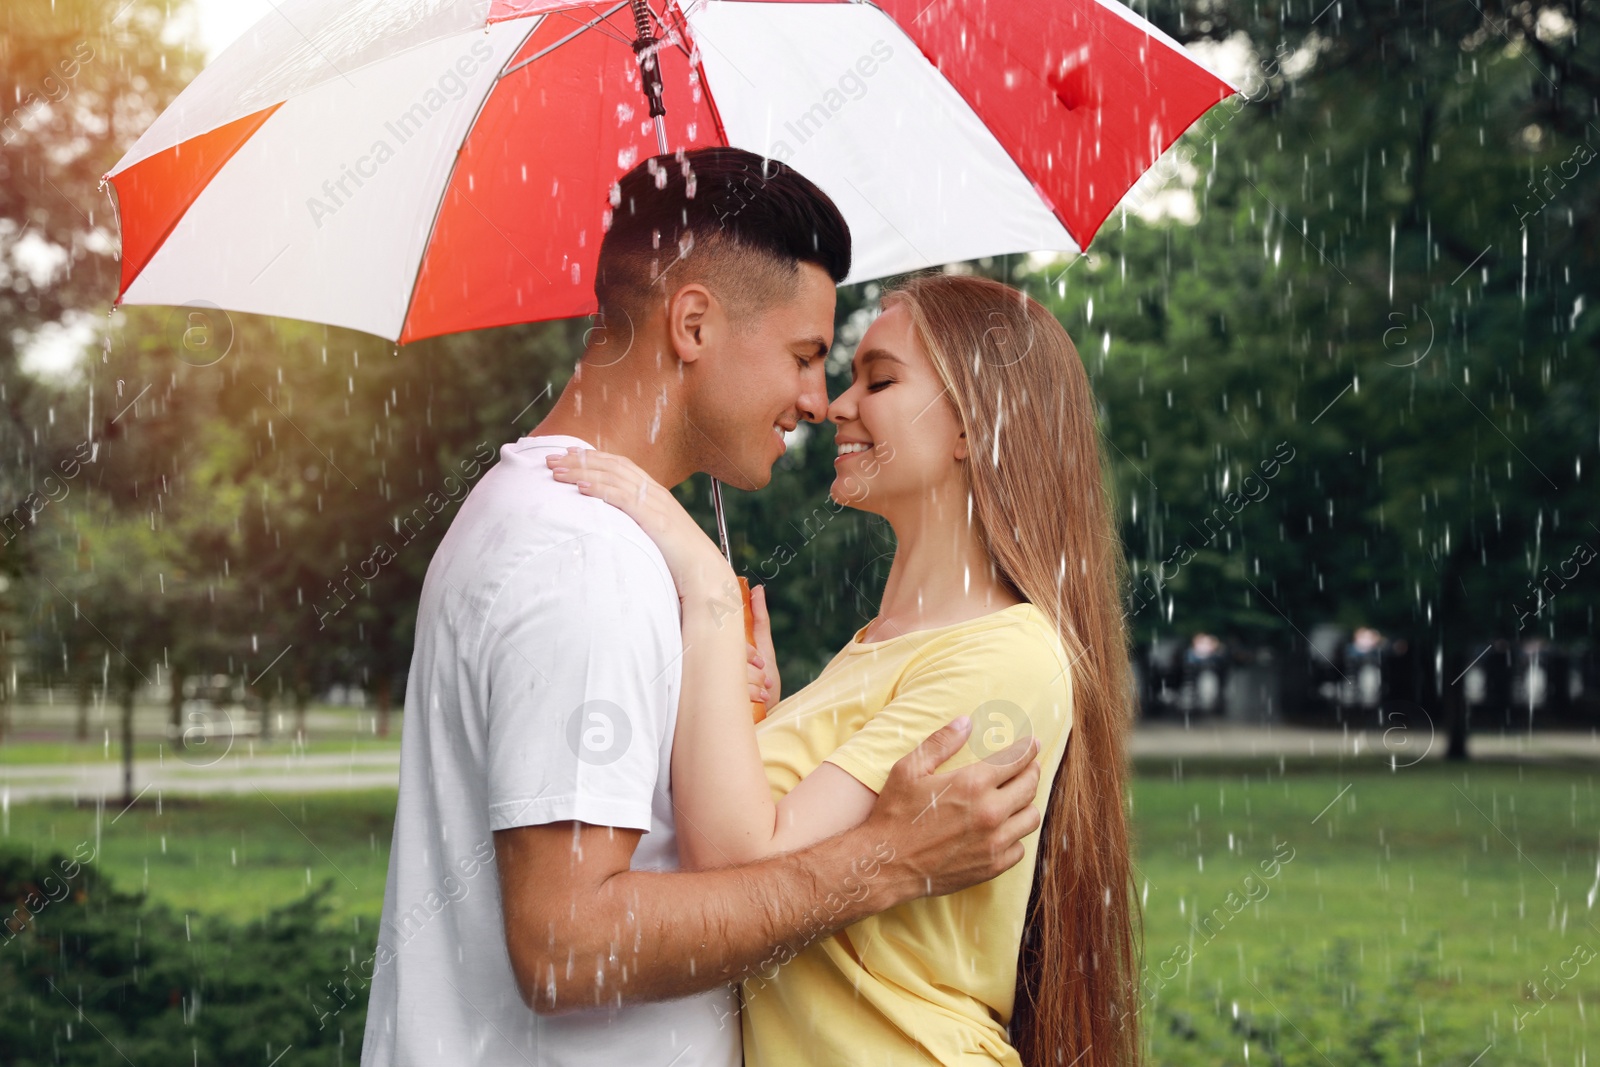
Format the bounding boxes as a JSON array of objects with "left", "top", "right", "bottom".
[{"left": 360, "top": 434, "right": 740, "bottom": 1067}]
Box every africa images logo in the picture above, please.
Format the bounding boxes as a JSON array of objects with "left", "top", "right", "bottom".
[
  {"left": 767, "top": 40, "right": 895, "bottom": 162},
  {"left": 304, "top": 39, "right": 495, "bottom": 229}
]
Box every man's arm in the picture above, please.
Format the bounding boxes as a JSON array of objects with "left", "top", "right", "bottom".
[{"left": 497, "top": 717, "right": 1041, "bottom": 1014}]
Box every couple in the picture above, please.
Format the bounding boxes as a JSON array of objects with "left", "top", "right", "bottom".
[{"left": 360, "top": 147, "right": 1138, "bottom": 1067}]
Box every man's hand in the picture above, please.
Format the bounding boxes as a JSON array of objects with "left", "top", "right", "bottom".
[
  {"left": 859, "top": 717, "right": 1044, "bottom": 905},
  {"left": 495, "top": 718, "right": 1043, "bottom": 1014}
]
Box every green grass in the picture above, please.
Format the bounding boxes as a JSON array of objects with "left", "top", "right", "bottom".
[
  {"left": 1131, "top": 758, "right": 1600, "bottom": 1065},
  {"left": 2, "top": 759, "right": 1596, "bottom": 1065},
  {"left": 0, "top": 790, "right": 396, "bottom": 929}
]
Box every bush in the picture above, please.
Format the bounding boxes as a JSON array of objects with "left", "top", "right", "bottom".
[
  {"left": 1146, "top": 936, "right": 1485, "bottom": 1066},
  {"left": 0, "top": 848, "right": 372, "bottom": 1065}
]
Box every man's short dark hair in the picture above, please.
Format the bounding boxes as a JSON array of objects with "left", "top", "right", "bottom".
[{"left": 594, "top": 147, "right": 851, "bottom": 337}]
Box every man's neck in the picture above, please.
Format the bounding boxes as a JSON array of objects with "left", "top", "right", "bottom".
[{"left": 530, "top": 372, "right": 688, "bottom": 488}]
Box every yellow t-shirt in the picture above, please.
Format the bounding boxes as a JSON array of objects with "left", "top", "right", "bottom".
[{"left": 742, "top": 602, "right": 1074, "bottom": 1067}]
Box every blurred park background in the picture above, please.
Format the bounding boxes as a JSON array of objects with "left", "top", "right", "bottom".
[{"left": 1, "top": 0, "right": 1598, "bottom": 1063}]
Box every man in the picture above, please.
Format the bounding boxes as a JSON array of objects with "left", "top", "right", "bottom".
[{"left": 360, "top": 147, "right": 1042, "bottom": 1065}]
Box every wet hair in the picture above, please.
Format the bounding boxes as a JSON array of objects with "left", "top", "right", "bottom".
[
  {"left": 882, "top": 272, "right": 1140, "bottom": 1067},
  {"left": 594, "top": 146, "right": 851, "bottom": 337}
]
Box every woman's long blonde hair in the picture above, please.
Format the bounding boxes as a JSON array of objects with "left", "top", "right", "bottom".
[{"left": 882, "top": 271, "right": 1141, "bottom": 1067}]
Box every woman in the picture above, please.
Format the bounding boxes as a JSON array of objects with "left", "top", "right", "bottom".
[{"left": 545, "top": 272, "right": 1140, "bottom": 1067}]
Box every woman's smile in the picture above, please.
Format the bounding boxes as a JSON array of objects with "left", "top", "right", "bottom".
[{"left": 834, "top": 441, "right": 876, "bottom": 464}]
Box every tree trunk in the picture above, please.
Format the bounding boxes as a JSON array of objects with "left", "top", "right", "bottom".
[
  {"left": 75, "top": 671, "right": 91, "bottom": 742},
  {"left": 376, "top": 674, "right": 392, "bottom": 738},
  {"left": 1443, "top": 648, "right": 1471, "bottom": 762},
  {"left": 294, "top": 661, "right": 310, "bottom": 743},
  {"left": 0, "top": 614, "right": 11, "bottom": 744},
  {"left": 1438, "top": 555, "right": 1472, "bottom": 762},
  {"left": 169, "top": 665, "right": 186, "bottom": 750},
  {"left": 121, "top": 682, "right": 136, "bottom": 808},
  {"left": 258, "top": 687, "right": 273, "bottom": 742}
]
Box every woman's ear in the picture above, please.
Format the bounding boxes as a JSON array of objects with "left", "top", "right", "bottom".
[{"left": 954, "top": 430, "right": 967, "bottom": 462}]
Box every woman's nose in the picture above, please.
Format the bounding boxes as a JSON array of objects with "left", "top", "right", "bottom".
[{"left": 827, "top": 393, "right": 851, "bottom": 423}]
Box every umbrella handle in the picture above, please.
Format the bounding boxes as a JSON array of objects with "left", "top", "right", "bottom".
[
  {"left": 738, "top": 575, "right": 765, "bottom": 724},
  {"left": 711, "top": 477, "right": 766, "bottom": 724}
]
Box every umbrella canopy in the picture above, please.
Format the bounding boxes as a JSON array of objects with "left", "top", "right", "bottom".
[{"left": 105, "top": 0, "right": 1237, "bottom": 345}]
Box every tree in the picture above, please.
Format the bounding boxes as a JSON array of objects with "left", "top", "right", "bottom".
[
  {"left": 1006, "top": 0, "right": 1599, "bottom": 754},
  {"left": 1, "top": 0, "right": 201, "bottom": 741},
  {"left": 1, "top": 0, "right": 197, "bottom": 531}
]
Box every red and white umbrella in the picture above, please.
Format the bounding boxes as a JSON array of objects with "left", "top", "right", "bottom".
[{"left": 105, "top": 0, "right": 1236, "bottom": 345}]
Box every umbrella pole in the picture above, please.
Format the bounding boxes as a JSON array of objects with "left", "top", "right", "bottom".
[
  {"left": 631, "top": 1, "right": 670, "bottom": 153},
  {"left": 631, "top": 1, "right": 737, "bottom": 565},
  {"left": 633, "top": 5, "right": 761, "bottom": 728},
  {"left": 709, "top": 476, "right": 733, "bottom": 561}
]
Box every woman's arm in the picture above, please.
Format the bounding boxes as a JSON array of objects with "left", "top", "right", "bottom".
[
  {"left": 544, "top": 448, "right": 890, "bottom": 867},
  {"left": 674, "top": 578, "right": 878, "bottom": 869}
]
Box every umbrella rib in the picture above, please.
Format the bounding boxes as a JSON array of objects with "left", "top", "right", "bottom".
[
  {"left": 662, "top": 2, "right": 732, "bottom": 146},
  {"left": 550, "top": 5, "right": 638, "bottom": 48},
  {"left": 660, "top": 0, "right": 697, "bottom": 60},
  {"left": 500, "top": 2, "right": 631, "bottom": 80}
]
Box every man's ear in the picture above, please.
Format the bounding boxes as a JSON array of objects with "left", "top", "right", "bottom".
[{"left": 666, "top": 283, "right": 714, "bottom": 366}]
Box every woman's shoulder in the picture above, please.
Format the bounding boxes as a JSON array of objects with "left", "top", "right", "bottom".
[
  {"left": 941, "top": 600, "right": 1065, "bottom": 647},
  {"left": 1003, "top": 604, "right": 1075, "bottom": 690},
  {"left": 918, "top": 602, "right": 1073, "bottom": 683},
  {"left": 910, "top": 603, "right": 1074, "bottom": 753}
]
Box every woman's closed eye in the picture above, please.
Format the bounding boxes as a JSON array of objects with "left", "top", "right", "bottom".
[{"left": 867, "top": 379, "right": 893, "bottom": 392}]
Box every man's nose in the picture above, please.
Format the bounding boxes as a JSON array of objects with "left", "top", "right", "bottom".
[{"left": 798, "top": 364, "right": 831, "bottom": 423}]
